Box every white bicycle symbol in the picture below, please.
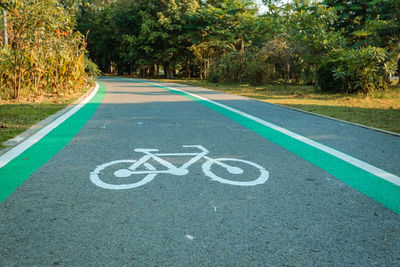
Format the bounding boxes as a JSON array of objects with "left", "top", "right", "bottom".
[{"left": 90, "top": 145, "right": 269, "bottom": 189}]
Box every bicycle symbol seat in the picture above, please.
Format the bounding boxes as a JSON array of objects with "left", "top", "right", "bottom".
[{"left": 90, "top": 145, "right": 269, "bottom": 189}]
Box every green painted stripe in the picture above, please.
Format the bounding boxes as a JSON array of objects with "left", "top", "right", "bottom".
[
  {"left": 145, "top": 81, "right": 400, "bottom": 215},
  {"left": 0, "top": 83, "right": 106, "bottom": 202}
]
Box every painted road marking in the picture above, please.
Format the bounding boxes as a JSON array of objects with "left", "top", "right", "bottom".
[
  {"left": 0, "top": 83, "right": 106, "bottom": 203},
  {"left": 149, "top": 81, "right": 400, "bottom": 188},
  {"left": 0, "top": 83, "right": 99, "bottom": 169},
  {"left": 90, "top": 145, "right": 269, "bottom": 189},
  {"left": 125, "top": 79, "right": 400, "bottom": 214}
]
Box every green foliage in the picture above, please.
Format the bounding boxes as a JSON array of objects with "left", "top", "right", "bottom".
[
  {"left": 317, "top": 47, "right": 395, "bottom": 94},
  {"left": 243, "top": 48, "right": 272, "bottom": 86},
  {"left": 274, "top": 0, "right": 345, "bottom": 84},
  {"left": 208, "top": 0, "right": 344, "bottom": 86},
  {"left": 209, "top": 47, "right": 272, "bottom": 85},
  {"left": 209, "top": 52, "right": 241, "bottom": 82},
  {"left": 78, "top": 0, "right": 199, "bottom": 77},
  {"left": 317, "top": 52, "right": 351, "bottom": 93},
  {"left": 71, "top": 0, "right": 399, "bottom": 95},
  {"left": 324, "top": 0, "right": 400, "bottom": 50}
]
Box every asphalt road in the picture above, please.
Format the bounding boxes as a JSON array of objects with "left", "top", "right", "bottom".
[{"left": 1, "top": 77, "right": 399, "bottom": 266}]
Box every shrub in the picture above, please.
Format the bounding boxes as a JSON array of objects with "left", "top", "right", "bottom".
[
  {"left": 317, "top": 47, "right": 395, "bottom": 94},
  {"left": 209, "top": 52, "right": 241, "bottom": 83},
  {"left": 0, "top": 0, "right": 94, "bottom": 100},
  {"left": 243, "top": 49, "right": 272, "bottom": 86},
  {"left": 316, "top": 53, "right": 350, "bottom": 93},
  {"left": 209, "top": 49, "right": 273, "bottom": 85}
]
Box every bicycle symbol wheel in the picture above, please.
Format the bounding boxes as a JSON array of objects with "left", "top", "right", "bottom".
[
  {"left": 202, "top": 158, "right": 269, "bottom": 186},
  {"left": 90, "top": 160, "right": 156, "bottom": 189}
]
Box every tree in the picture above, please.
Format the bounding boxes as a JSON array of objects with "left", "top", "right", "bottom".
[
  {"left": 78, "top": 0, "right": 199, "bottom": 77},
  {"left": 323, "top": 0, "right": 400, "bottom": 85},
  {"left": 324, "top": 0, "right": 400, "bottom": 49},
  {"left": 218, "top": 0, "right": 258, "bottom": 82},
  {"left": 186, "top": 3, "right": 229, "bottom": 79},
  {"left": 274, "top": 0, "right": 344, "bottom": 84}
]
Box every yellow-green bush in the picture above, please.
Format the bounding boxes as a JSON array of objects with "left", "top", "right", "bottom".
[{"left": 0, "top": 0, "right": 97, "bottom": 100}]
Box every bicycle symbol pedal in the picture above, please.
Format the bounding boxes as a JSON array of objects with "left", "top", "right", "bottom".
[{"left": 90, "top": 145, "right": 269, "bottom": 189}]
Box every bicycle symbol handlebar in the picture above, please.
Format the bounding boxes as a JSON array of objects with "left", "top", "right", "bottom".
[{"left": 90, "top": 145, "right": 269, "bottom": 190}]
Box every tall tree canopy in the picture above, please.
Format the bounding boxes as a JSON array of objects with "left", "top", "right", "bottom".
[{"left": 70, "top": 0, "right": 399, "bottom": 92}]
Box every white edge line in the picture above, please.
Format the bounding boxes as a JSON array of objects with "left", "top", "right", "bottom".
[
  {"left": 148, "top": 81, "right": 400, "bottom": 187},
  {"left": 253, "top": 98, "right": 400, "bottom": 138},
  {"left": 0, "top": 82, "right": 100, "bottom": 169}
]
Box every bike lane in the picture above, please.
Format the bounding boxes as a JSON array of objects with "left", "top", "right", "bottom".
[
  {"left": 0, "top": 77, "right": 399, "bottom": 265},
  {"left": 140, "top": 79, "right": 400, "bottom": 214},
  {"left": 0, "top": 83, "right": 106, "bottom": 202}
]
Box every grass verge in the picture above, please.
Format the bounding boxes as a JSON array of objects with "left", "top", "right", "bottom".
[
  {"left": 0, "top": 85, "right": 93, "bottom": 149},
  {"left": 163, "top": 79, "right": 400, "bottom": 134}
]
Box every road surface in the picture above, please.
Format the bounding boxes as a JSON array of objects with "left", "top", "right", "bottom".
[{"left": 1, "top": 77, "right": 399, "bottom": 266}]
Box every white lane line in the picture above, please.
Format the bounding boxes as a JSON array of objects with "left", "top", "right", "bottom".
[
  {"left": 149, "top": 82, "right": 400, "bottom": 187},
  {"left": 0, "top": 83, "right": 99, "bottom": 169}
]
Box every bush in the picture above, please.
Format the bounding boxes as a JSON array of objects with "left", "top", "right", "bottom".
[
  {"left": 209, "top": 49, "right": 273, "bottom": 85},
  {"left": 209, "top": 52, "right": 241, "bottom": 83},
  {"left": 0, "top": 0, "right": 94, "bottom": 100},
  {"left": 317, "top": 47, "right": 395, "bottom": 94},
  {"left": 316, "top": 54, "right": 350, "bottom": 93},
  {"left": 243, "top": 49, "right": 272, "bottom": 86}
]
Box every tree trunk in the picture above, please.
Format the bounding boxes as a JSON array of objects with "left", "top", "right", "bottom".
[
  {"left": 199, "top": 57, "right": 203, "bottom": 80},
  {"left": 188, "top": 59, "right": 191, "bottom": 78},
  {"left": 163, "top": 63, "right": 169, "bottom": 78},
  {"left": 238, "top": 37, "right": 245, "bottom": 83},
  {"left": 169, "top": 64, "right": 174, "bottom": 79},
  {"left": 207, "top": 58, "right": 210, "bottom": 79},
  {"left": 164, "top": 64, "right": 174, "bottom": 79},
  {"left": 203, "top": 58, "right": 207, "bottom": 80},
  {"left": 150, "top": 64, "right": 155, "bottom": 77},
  {"left": 185, "top": 57, "right": 190, "bottom": 78},
  {"left": 285, "top": 55, "right": 289, "bottom": 87}
]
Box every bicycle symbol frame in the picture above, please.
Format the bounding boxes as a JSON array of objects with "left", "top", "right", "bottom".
[{"left": 90, "top": 145, "right": 269, "bottom": 189}]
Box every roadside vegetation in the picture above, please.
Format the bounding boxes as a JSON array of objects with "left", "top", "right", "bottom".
[
  {"left": 0, "top": 0, "right": 99, "bottom": 100},
  {"left": 0, "top": 0, "right": 99, "bottom": 147},
  {"left": 77, "top": 0, "right": 400, "bottom": 95},
  {"left": 0, "top": 85, "right": 90, "bottom": 148}
]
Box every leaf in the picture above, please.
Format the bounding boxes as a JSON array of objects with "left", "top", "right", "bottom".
[{"left": 350, "top": 5, "right": 362, "bottom": 11}]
